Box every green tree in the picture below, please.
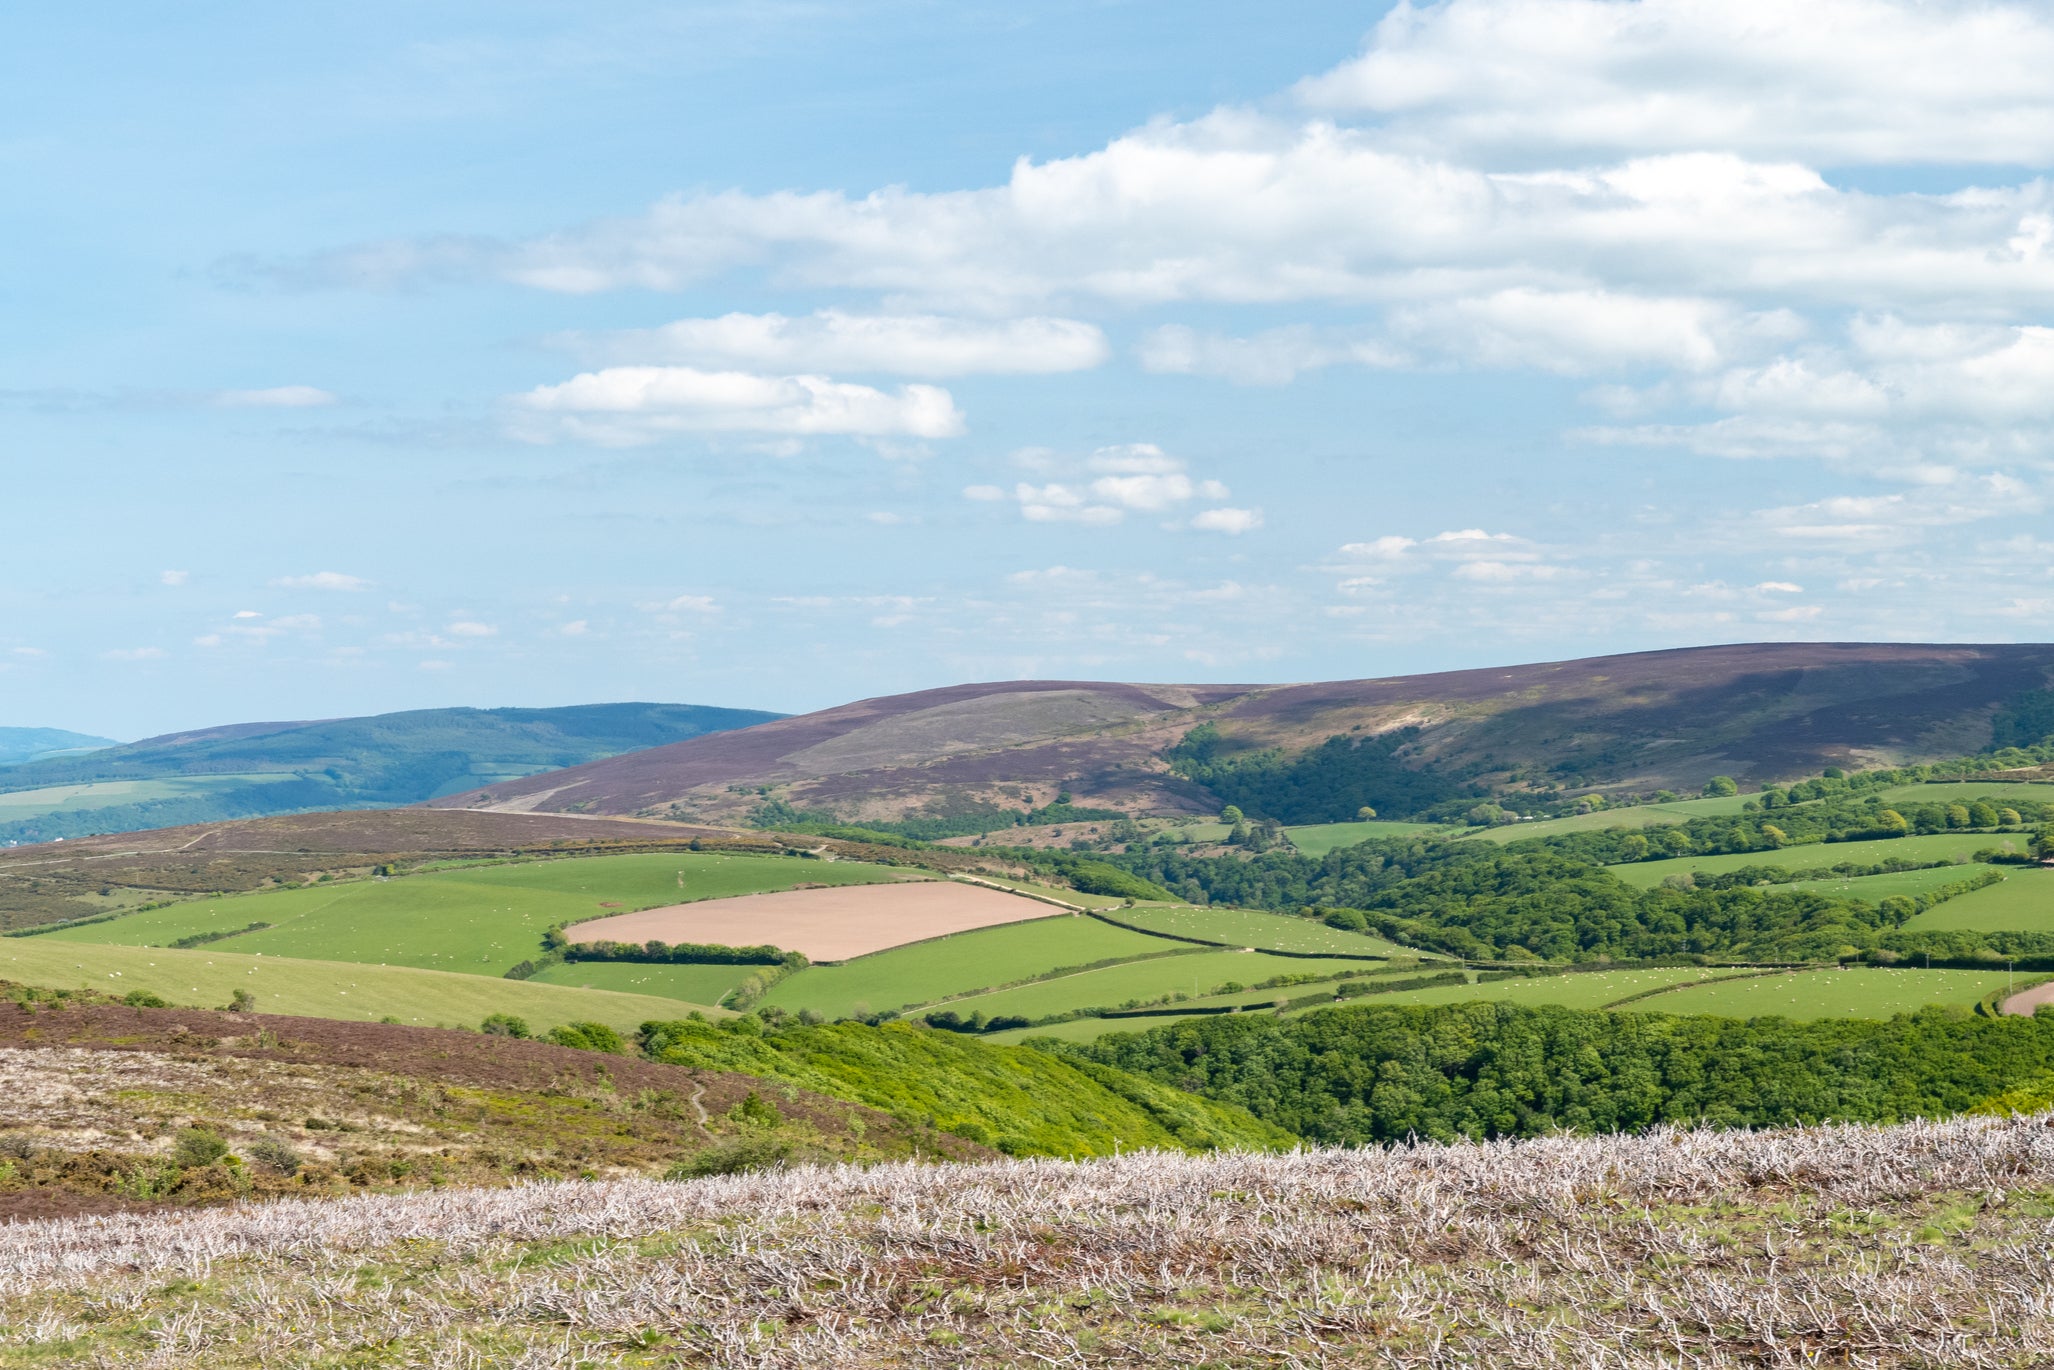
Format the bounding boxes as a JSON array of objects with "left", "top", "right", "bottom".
[
  {"left": 1356, "top": 806, "right": 1377, "bottom": 821},
  {"left": 1876, "top": 809, "right": 1910, "bottom": 835},
  {"left": 1703, "top": 776, "right": 1738, "bottom": 797},
  {"left": 1970, "top": 801, "right": 2001, "bottom": 829},
  {"left": 2000, "top": 808, "right": 2024, "bottom": 828},
  {"left": 1946, "top": 803, "right": 1972, "bottom": 829},
  {"left": 1220, "top": 805, "right": 1244, "bottom": 825}
]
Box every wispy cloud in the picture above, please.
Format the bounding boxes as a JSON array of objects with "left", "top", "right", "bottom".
[{"left": 274, "top": 571, "right": 370, "bottom": 591}]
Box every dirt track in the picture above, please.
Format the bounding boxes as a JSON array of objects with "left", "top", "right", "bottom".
[
  {"left": 567, "top": 881, "right": 1064, "bottom": 961},
  {"left": 2001, "top": 979, "right": 2054, "bottom": 1016}
]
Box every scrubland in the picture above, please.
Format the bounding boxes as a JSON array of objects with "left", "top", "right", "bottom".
[{"left": 8, "top": 1113, "right": 2054, "bottom": 1366}]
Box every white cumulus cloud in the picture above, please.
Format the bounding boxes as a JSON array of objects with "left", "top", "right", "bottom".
[
  {"left": 1191, "top": 506, "right": 1264, "bottom": 534},
  {"left": 512, "top": 366, "right": 966, "bottom": 444},
  {"left": 1297, "top": 0, "right": 2054, "bottom": 165},
  {"left": 971, "top": 444, "right": 1247, "bottom": 528}
]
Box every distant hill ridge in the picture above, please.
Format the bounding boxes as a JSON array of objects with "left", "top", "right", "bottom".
[
  {"left": 427, "top": 642, "right": 2054, "bottom": 826},
  {"left": 0, "top": 727, "right": 120, "bottom": 767},
  {"left": 0, "top": 702, "right": 782, "bottom": 845}
]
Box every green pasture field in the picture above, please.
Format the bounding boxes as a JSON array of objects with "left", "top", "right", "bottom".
[
  {"left": 0, "top": 937, "right": 720, "bottom": 1031},
  {"left": 0, "top": 772, "right": 304, "bottom": 818},
  {"left": 1463, "top": 793, "right": 1767, "bottom": 845},
  {"left": 1324, "top": 966, "right": 1724, "bottom": 1013},
  {"left": 1620, "top": 967, "right": 2016, "bottom": 1020},
  {"left": 1168, "top": 963, "right": 1427, "bottom": 1011},
  {"left": 989, "top": 1015, "right": 1172, "bottom": 1044},
  {"left": 1607, "top": 832, "right": 2032, "bottom": 889},
  {"left": 1284, "top": 820, "right": 1447, "bottom": 855},
  {"left": 1872, "top": 782, "right": 2054, "bottom": 806},
  {"left": 1901, "top": 869, "right": 2054, "bottom": 933},
  {"left": 1775, "top": 863, "right": 2001, "bottom": 902},
  {"left": 760, "top": 915, "right": 1170, "bottom": 1020},
  {"left": 40, "top": 852, "right": 905, "bottom": 975},
  {"left": 987, "top": 967, "right": 1729, "bottom": 1043},
  {"left": 526, "top": 959, "right": 763, "bottom": 1004},
  {"left": 1099, "top": 905, "right": 1418, "bottom": 957},
  {"left": 935, "top": 949, "right": 1387, "bottom": 1023}
]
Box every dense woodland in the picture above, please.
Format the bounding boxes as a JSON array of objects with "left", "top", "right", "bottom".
[
  {"left": 1066, "top": 1001, "right": 2054, "bottom": 1144},
  {"left": 1163, "top": 724, "right": 1481, "bottom": 823}
]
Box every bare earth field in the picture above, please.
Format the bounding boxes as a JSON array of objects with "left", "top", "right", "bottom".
[
  {"left": 567, "top": 880, "right": 1064, "bottom": 961},
  {"left": 8, "top": 1112, "right": 2054, "bottom": 1366}
]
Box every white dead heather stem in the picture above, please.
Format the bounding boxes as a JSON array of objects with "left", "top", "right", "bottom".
[{"left": 2, "top": 1113, "right": 2053, "bottom": 1365}]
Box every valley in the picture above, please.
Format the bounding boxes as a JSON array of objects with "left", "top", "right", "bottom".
[{"left": 4, "top": 645, "right": 2053, "bottom": 1364}]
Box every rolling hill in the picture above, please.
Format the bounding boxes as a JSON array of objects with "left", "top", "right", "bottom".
[
  {"left": 0, "top": 702, "right": 782, "bottom": 846},
  {"left": 0, "top": 727, "right": 118, "bottom": 766},
  {"left": 428, "top": 642, "right": 2054, "bottom": 826}
]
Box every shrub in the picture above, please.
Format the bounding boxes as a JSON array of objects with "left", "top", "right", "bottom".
[
  {"left": 222, "top": 989, "right": 256, "bottom": 1014},
  {"left": 243, "top": 1137, "right": 301, "bottom": 1175},
  {"left": 667, "top": 1137, "right": 793, "bottom": 1179},
  {"left": 729, "top": 1090, "right": 782, "bottom": 1127},
  {"left": 120, "top": 989, "right": 169, "bottom": 1008},
  {"left": 170, "top": 1128, "right": 230, "bottom": 1168},
  {"left": 546, "top": 1021, "right": 625, "bottom": 1054},
  {"left": 481, "top": 1013, "right": 532, "bottom": 1039}
]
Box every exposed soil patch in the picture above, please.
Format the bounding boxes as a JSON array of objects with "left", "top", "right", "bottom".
[{"left": 566, "top": 881, "right": 1065, "bottom": 961}]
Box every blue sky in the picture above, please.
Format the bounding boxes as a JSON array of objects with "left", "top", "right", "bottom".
[{"left": 6, "top": 0, "right": 2054, "bottom": 740}]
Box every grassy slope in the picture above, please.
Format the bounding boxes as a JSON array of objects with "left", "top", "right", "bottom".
[
  {"left": 1295, "top": 967, "right": 1722, "bottom": 1013},
  {"left": 1902, "top": 869, "right": 2054, "bottom": 933},
  {"left": 1621, "top": 967, "right": 2016, "bottom": 1020},
  {"left": 641, "top": 1018, "right": 1290, "bottom": 1155},
  {"left": 989, "top": 968, "right": 1721, "bottom": 1043},
  {"left": 526, "top": 960, "right": 763, "bottom": 1004},
  {"left": 938, "top": 949, "right": 1386, "bottom": 1021},
  {"left": 1005, "top": 964, "right": 2027, "bottom": 1042},
  {"left": 0, "top": 937, "right": 720, "bottom": 1030},
  {"left": 1608, "top": 832, "right": 2031, "bottom": 888},
  {"left": 1873, "top": 782, "right": 2054, "bottom": 804},
  {"left": 1102, "top": 904, "right": 1416, "bottom": 956},
  {"left": 44, "top": 853, "right": 903, "bottom": 974},
  {"left": 1465, "top": 794, "right": 1763, "bottom": 845},
  {"left": 0, "top": 773, "right": 305, "bottom": 818},
  {"left": 1775, "top": 864, "right": 2005, "bottom": 902},
  {"left": 1284, "top": 819, "right": 1447, "bottom": 855},
  {"left": 761, "top": 916, "right": 1167, "bottom": 1020}
]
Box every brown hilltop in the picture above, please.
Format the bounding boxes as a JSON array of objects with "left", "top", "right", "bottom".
[{"left": 425, "top": 642, "right": 2054, "bottom": 823}]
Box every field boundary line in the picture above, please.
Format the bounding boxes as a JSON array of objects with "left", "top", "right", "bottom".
[
  {"left": 1081, "top": 906, "right": 1406, "bottom": 961},
  {"left": 1599, "top": 967, "right": 1808, "bottom": 1010},
  {"left": 946, "top": 874, "right": 1090, "bottom": 913}
]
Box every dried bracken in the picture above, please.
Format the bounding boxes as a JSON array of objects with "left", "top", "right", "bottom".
[{"left": 5, "top": 1111, "right": 2054, "bottom": 1365}]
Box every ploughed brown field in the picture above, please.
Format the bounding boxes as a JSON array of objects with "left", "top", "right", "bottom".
[{"left": 565, "top": 880, "right": 1061, "bottom": 961}]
